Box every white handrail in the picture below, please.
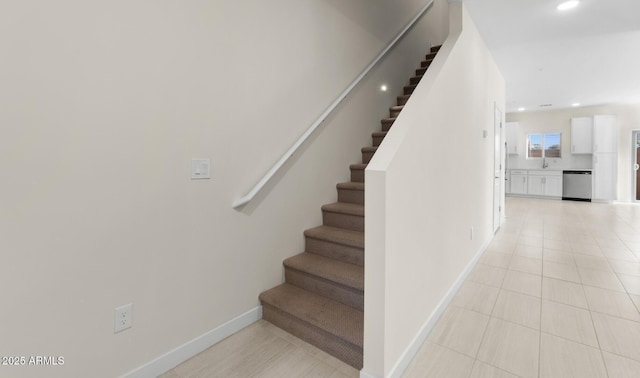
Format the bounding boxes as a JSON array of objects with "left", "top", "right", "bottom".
[{"left": 232, "top": 0, "right": 435, "bottom": 209}]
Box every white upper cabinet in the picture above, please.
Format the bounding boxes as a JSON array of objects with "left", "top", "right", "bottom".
[
  {"left": 506, "top": 122, "right": 519, "bottom": 154},
  {"left": 593, "top": 115, "right": 617, "bottom": 153},
  {"left": 571, "top": 117, "right": 593, "bottom": 154}
]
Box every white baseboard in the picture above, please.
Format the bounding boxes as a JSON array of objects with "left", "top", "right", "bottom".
[
  {"left": 361, "top": 239, "right": 490, "bottom": 378},
  {"left": 359, "top": 370, "right": 379, "bottom": 378},
  {"left": 121, "top": 306, "right": 262, "bottom": 378}
]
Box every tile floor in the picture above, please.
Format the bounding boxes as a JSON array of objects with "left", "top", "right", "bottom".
[
  {"left": 404, "top": 197, "right": 640, "bottom": 378},
  {"left": 162, "top": 197, "right": 640, "bottom": 377},
  {"left": 159, "top": 319, "right": 360, "bottom": 378}
]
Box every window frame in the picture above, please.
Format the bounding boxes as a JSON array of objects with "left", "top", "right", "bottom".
[{"left": 526, "top": 132, "right": 562, "bottom": 159}]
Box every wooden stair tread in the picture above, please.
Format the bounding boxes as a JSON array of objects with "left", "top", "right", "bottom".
[
  {"left": 349, "top": 163, "right": 367, "bottom": 170},
  {"left": 284, "top": 252, "right": 364, "bottom": 291},
  {"left": 321, "top": 202, "right": 364, "bottom": 217},
  {"left": 304, "top": 225, "right": 364, "bottom": 249},
  {"left": 259, "top": 284, "right": 363, "bottom": 348}
]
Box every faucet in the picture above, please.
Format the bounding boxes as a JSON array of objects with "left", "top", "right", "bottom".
[{"left": 542, "top": 157, "right": 549, "bottom": 169}]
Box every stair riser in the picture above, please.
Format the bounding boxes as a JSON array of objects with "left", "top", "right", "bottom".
[
  {"left": 351, "top": 168, "right": 364, "bottom": 183},
  {"left": 410, "top": 76, "right": 422, "bottom": 85},
  {"left": 372, "top": 135, "right": 385, "bottom": 147},
  {"left": 421, "top": 60, "right": 432, "bottom": 68},
  {"left": 426, "top": 52, "right": 437, "bottom": 60},
  {"left": 285, "top": 268, "right": 364, "bottom": 311},
  {"left": 397, "top": 96, "right": 410, "bottom": 106},
  {"left": 416, "top": 67, "right": 427, "bottom": 76},
  {"left": 389, "top": 108, "right": 402, "bottom": 118},
  {"left": 362, "top": 151, "right": 374, "bottom": 164},
  {"left": 305, "top": 237, "right": 364, "bottom": 266},
  {"left": 337, "top": 188, "right": 364, "bottom": 205},
  {"left": 404, "top": 85, "right": 416, "bottom": 95},
  {"left": 322, "top": 211, "right": 364, "bottom": 232},
  {"left": 381, "top": 120, "right": 395, "bottom": 132},
  {"left": 261, "top": 304, "right": 363, "bottom": 369},
  {"left": 431, "top": 45, "right": 441, "bottom": 53}
]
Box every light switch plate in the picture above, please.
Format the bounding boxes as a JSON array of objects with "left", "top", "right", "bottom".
[{"left": 191, "top": 158, "right": 211, "bottom": 179}]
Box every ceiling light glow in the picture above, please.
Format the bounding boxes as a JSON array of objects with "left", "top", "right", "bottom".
[
  {"left": 518, "top": 107, "right": 525, "bottom": 112},
  {"left": 380, "top": 85, "right": 388, "bottom": 92},
  {"left": 557, "top": 1, "right": 579, "bottom": 11},
  {"left": 572, "top": 103, "right": 581, "bottom": 107}
]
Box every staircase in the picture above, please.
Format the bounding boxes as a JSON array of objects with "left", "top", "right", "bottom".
[{"left": 259, "top": 45, "right": 441, "bottom": 369}]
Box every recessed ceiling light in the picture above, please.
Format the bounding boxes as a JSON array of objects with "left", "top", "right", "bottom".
[
  {"left": 380, "top": 85, "right": 388, "bottom": 92},
  {"left": 557, "top": 1, "right": 579, "bottom": 11},
  {"left": 518, "top": 107, "right": 526, "bottom": 111},
  {"left": 572, "top": 102, "right": 581, "bottom": 107}
]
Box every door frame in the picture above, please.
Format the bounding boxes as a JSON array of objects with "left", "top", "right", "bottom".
[
  {"left": 493, "top": 103, "right": 503, "bottom": 232},
  {"left": 632, "top": 129, "right": 640, "bottom": 202}
]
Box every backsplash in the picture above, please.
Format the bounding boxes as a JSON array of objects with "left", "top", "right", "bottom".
[{"left": 507, "top": 154, "right": 592, "bottom": 170}]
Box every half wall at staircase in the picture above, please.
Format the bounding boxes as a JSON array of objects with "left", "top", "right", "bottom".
[{"left": 364, "top": 3, "right": 506, "bottom": 377}]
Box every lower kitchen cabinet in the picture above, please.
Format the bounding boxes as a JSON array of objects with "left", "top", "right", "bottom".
[
  {"left": 545, "top": 175, "right": 563, "bottom": 197},
  {"left": 510, "top": 170, "right": 528, "bottom": 195},
  {"left": 528, "top": 170, "right": 563, "bottom": 197},
  {"left": 509, "top": 170, "right": 562, "bottom": 198},
  {"left": 593, "top": 153, "right": 616, "bottom": 201},
  {"left": 528, "top": 175, "right": 545, "bottom": 196}
]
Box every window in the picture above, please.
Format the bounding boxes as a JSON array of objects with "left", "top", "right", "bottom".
[{"left": 527, "top": 133, "right": 561, "bottom": 158}]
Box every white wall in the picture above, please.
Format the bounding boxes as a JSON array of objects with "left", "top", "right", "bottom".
[
  {"left": 507, "top": 104, "right": 640, "bottom": 202},
  {"left": 363, "top": 2, "right": 505, "bottom": 377},
  {"left": 0, "top": 1, "right": 449, "bottom": 377}
]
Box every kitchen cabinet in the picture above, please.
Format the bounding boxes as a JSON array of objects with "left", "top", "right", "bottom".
[
  {"left": 545, "top": 175, "right": 563, "bottom": 197},
  {"left": 592, "top": 115, "right": 617, "bottom": 201},
  {"left": 571, "top": 117, "right": 593, "bottom": 154},
  {"left": 506, "top": 122, "right": 519, "bottom": 154},
  {"left": 593, "top": 153, "right": 617, "bottom": 201},
  {"left": 528, "top": 170, "right": 563, "bottom": 197},
  {"left": 593, "top": 115, "right": 617, "bottom": 153},
  {"left": 527, "top": 174, "right": 545, "bottom": 196},
  {"left": 510, "top": 170, "right": 527, "bottom": 194}
]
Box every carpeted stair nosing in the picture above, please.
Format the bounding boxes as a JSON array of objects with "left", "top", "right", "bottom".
[
  {"left": 259, "top": 284, "right": 363, "bottom": 347},
  {"left": 304, "top": 225, "right": 364, "bottom": 249},
  {"left": 284, "top": 252, "right": 364, "bottom": 292}
]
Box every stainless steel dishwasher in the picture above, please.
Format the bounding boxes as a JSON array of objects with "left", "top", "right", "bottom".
[{"left": 562, "top": 170, "right": 592, "bottom": 201}]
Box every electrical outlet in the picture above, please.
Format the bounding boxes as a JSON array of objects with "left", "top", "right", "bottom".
[{"left": 114, "top": 304, "right": 133, "bottom": 333}]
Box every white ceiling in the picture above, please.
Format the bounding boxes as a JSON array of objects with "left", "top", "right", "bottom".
[{"left": 463, "top": 0, "right": 640, "bottom": 113}]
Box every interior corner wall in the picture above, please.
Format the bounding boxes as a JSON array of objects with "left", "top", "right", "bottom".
[
  {"left": 363, "top": 2, "right": 505, "bottom": 377},
  {"left": 506, "top": 103, "right": 640, "bottom": 202},
  {"left": 0, "top": 1, "right": 450, "bottom": 377}
]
